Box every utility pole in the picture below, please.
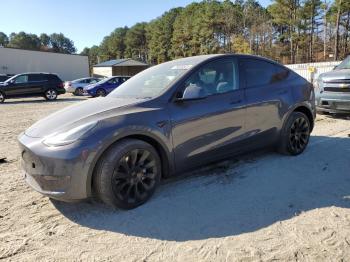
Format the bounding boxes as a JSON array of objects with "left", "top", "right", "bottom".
[
  {"left": 334, "top": 0, "right": 342, "bottom": 61},
  {"left": 323, "top": 0, "right": 328, "bottom": 60}
]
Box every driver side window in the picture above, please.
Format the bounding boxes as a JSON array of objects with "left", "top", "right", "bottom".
[
  {"left": 184, "top": 59, "right": 238, "bottom": 96},
  {"left": 15, "top": 75, "right": 28, "bottom": 84}
]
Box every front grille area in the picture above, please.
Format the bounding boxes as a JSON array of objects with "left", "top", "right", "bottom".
[{"left": 324, "top": 87, "right": 350, "bottom": 92}]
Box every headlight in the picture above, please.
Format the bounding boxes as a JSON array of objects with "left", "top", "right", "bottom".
[{"left": 42, "top": 122, "right": 97, "bottom": 147}]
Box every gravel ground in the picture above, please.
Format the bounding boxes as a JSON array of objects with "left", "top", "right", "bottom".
[{"left": 1, "top": 94, "right": 350, "bottom": 261}]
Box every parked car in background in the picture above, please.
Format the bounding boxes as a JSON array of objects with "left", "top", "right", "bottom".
[
  {"left": 83, "top": 76, "right": 130, "bottom": 97},
  {"left": 0, "top": 74, "right": 10, "bottom": 82},
  {"left": 0, "top": 73, "right": 65, "bottom": 103},
  {"left": 64, "top": 77, "right": 103, "bottom": 96},
  {"left": 316, "top": 55, "right": 350, "bottom": 113},
  {"left": 19, "top": 54, "right": 315, "bottom": 209}
]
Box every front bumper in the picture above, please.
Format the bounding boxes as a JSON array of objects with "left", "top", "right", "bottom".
[
  {"left": 316, "top": 90, "right": 350, "bottom": 113},
  {"left": 18, "top": 133, "right": 92, "bottom": 202}
]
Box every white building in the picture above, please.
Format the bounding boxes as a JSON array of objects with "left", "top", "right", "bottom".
[{"left": 0, "top": 47, "right": 89, "bottom": 81}]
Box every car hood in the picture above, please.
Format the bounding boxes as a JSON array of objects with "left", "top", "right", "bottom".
[
  {"left": 319, "top": 69, "right": 350, "bottom": 82},
  {"left": 25, "top": 97, "right": 144, "bottom": 138}
]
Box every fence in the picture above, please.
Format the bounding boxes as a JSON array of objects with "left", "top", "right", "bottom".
[{"left": 285, "top": 61, "right": 341, "bottom": 83}]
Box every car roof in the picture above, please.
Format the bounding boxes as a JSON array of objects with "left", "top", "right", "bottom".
[{"left": 15, "top": 72, "right": 57, "bottom": 75}]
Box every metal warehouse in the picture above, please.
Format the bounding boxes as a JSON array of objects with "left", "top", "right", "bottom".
[
  {"left": 0, "top": 47, "right": 89, "bottom": 81},
  {"left": 93, "top": 59, "right": 149, "bottom": 78}
]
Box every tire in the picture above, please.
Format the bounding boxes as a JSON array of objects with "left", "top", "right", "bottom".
[
  {"left": 96, "top": 89, "right": 106, "bottom": 97},
  {"left": 278, "top": 112, "right": 311, "bottom": 155},
  {"left": 44, "top": 89, "right": 58, "bottom": 101},
  {"left": 74, "top": 87, "right": 83, "bottom": 96},
  {"left": 93, "top": 139, "right": 162, "bottom": 209},
  {"left": 0, "top": 91, "right": 5, "bottom": 103}
]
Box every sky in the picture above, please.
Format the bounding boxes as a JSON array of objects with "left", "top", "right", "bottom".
[{"left": 0, "top": 0, "right": 271, "bottom": 53}]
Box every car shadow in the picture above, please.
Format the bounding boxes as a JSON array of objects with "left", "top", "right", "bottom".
[
  {"left": 53, "top": 135, "right": 350, "bottom": 241},
  {"left": 3, "top": 97, "right": 87, "bottom": 104},
  {"left": 320, "top": 112, "right": 350, "bottom": 120}
]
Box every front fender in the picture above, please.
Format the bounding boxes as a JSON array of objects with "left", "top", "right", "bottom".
[{"left": 84, "top": 124, "right": 174, "bottom": 197}]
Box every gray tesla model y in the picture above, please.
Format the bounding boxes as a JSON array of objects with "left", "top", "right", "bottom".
[{"left": 18, "top": 54, "right": 315, "bottom": 209}]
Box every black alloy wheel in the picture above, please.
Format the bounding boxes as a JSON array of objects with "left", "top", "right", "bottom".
[
  {"left": 289, "top": 117, "right": 310, "bottom": 154},
  {"left": 94, "top": 139, "right": 161, "bottom": 209},
  {"left": 96, "top": 89, "right": 106, "bottom": 97},
  {"left": 278, "top": 111, "right": 311, "bottom": 155},
  {"left": 112, "top": 149, "right": 158, "bottom": 205}
]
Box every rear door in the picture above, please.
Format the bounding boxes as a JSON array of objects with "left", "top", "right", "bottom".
[
  {"left": 28, "top": 74, "right": 47, "bottom": 94},
  {"left": 240, "top": 58, "right": 291, "bottom": 144}
]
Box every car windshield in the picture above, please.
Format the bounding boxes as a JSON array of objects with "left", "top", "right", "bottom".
[
  {"left": 335, "top": 56, "right": 350, "bottom": 70},
  {"left": 108, "top": 57, "right": 209, "bottom": 99}
]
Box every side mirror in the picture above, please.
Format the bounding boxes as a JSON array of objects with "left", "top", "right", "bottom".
[{"left": 177, "top": 84, "right": 207, "bottom": 101}]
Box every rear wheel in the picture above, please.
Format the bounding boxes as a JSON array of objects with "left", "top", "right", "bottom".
[
  {"left": 0, "top": 91, "right": 5, "bottom": 103},
  {"left": 278, "top": 112, "right": 310, "bottom": 155},
  {"left": 74, "top": 87, "right": 83, "bottom": 96},
  {"left": 93, "top": 139, "right": 161, "bottom": 209},
  {"left": 44, "top": 89, "right": 58, "bottom": 101},
  {"left": 96, "top": 89, "right": 106, "bottom": 97}
]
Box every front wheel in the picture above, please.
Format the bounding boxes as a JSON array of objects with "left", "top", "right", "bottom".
[
  {"left": 93, "top": 139, "right": 161, "bottom": 209},
  {"left": 278, "top": 112, "right": 311, "bottom": 155},
  {"left": 96, "top": 89, "right": 106, "bottom": 97},
  {"left": 44, "top": 89, "right": 58, "bottom": 101},
  {"left": 0, "top": 91, "right": 5, "bottom": 103}
]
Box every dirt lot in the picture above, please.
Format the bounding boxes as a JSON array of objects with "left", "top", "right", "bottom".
[{"left": 1, "top": 94, "right": 350, "bottom": 261}]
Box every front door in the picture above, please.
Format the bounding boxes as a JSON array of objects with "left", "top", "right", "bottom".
[
  {"left": 168, "top": 58, "right": 246, "bottom": 172},
  {"left": 4, "top": 74, "right": 30, "bottom": 96},
  {"left": 106, "top": 77, "right": 120, "bottom": 93}
]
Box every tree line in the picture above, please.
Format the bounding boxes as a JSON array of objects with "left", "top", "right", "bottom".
[
  {"left": 0, "top": 31, "right": 77, "bottom": 54},
  {"left": 82, "top": 0, "right": 350, "bottom": 66}
]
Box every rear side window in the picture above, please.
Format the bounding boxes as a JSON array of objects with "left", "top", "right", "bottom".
[
  {"left": 28, "top": 74, "right": 46, "bottom": 82},
  {"left": 47, "top": 74, "right": 62, "bottom": 82},
  {"left": 242, "top": 59, "right": 289, "bottom": 88}
]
